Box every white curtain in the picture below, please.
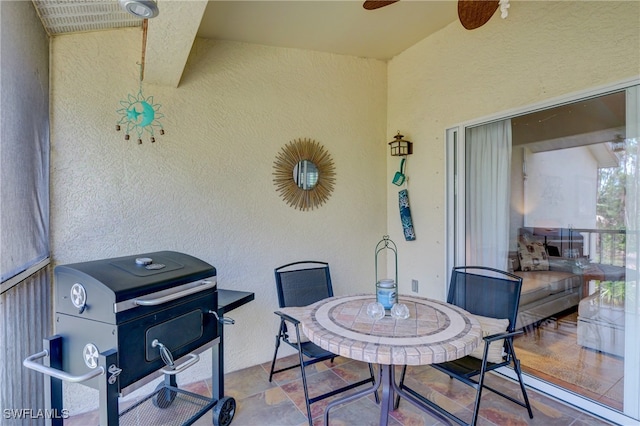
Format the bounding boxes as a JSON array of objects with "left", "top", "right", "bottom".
[{"left": 466, "top": 119, "right": 512, "bottom": 270}]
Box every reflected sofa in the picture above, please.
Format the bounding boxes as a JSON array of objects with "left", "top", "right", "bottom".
[
  {"left": 510, "top": 228, "right": 584, "bottom": 329},
  {"left": 510, "top": 253, "right": 583, "bottom": 329}
]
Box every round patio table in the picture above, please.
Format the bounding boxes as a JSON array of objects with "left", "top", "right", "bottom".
[{"left": 298, "top": 293, "right": 482, "bottom": 426}]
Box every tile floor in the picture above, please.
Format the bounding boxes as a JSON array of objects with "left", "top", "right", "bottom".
[
  {"left": 67, "top": 354, "right": 613, "bottom": 425},
  {"left": 514, "top": 312, "right": 623, "bottom": 411}
]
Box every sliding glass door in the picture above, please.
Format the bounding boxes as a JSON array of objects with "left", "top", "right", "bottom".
[
  {"left": 623, "top": 85, "right": 640, "bottom": 420},
  {"left": 446, "top": 82, "right": 639, "bottom": 423}
]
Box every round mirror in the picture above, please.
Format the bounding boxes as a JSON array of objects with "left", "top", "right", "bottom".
[
  {"left": 273, "top": 138, "right": 335, "bottom": 211},
  {"left": 293, "top": 160, "right": 319, "bottom": 190}
]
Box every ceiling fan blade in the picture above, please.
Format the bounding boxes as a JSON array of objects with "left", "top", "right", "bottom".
[
  {"left": 363, "top": 0, "right": 400, "bottom": 11},
  {"left": 458, "top": 0, "right": 499, "bottom": 30}
]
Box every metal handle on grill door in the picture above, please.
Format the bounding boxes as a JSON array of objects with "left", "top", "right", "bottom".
[
  {"left": 23, "top": 350, "right": 105, "bottom": 383},
  {"left": 134, "top": 280, "right": 215, "bottom": 306},
  {"left": 158, "top": 353, "right": 199, "bottom": 375},
  {"left": 152, "top": 339, "right": 175, "bottom": 368},
  {"left": 152, "top": 339, "right": 200, "bottom": 375}
]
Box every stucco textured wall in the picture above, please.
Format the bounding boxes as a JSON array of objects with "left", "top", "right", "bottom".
[
  {"left": 387, "top": 1, "right": 640, "bottom": 300},
  {"left": 50, "top": 31, "right": 387, "bottom": 412},
  {"left": 48, "top": 0, "right": 640, "bottom": 414}
]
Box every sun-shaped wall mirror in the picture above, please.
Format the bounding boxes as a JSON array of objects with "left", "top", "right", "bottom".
[{"left": 273, "top": 138, "right": 336, "bottom": 211}]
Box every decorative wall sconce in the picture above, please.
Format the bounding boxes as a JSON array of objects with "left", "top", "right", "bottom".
[{"left": 389, "top": 131, "right": 412, "bottom": 156}]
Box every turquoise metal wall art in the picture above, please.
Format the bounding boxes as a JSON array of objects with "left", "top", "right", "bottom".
[
  {"left": 115, "top": 65, "right": 164, "bottom": 144},
  {"left": 399, "top": 189, "right": 416, "bottom": 241}
]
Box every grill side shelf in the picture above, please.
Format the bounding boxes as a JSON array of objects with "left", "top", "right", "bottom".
[{"left": 217, "top": 290, "right": 255, "bottom": 315}]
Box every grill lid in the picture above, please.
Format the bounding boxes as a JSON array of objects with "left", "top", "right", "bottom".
[{"left": 55, "top": 251, "right": 216, "bottom": 302}]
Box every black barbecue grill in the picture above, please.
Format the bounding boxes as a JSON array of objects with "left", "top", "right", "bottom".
[{"left": 24, "top": 251, "right": 246, "bottom": 426}]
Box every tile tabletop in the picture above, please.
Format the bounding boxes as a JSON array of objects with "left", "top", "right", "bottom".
[{"left": 299, "top": 294, "right": 482, "bottom": 366}]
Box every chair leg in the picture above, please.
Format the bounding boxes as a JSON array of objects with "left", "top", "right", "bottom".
[
  {"left": 393, "top": 365, "right": 407, "bottom": 409},
  {"left": 268, "top": 324, "right": 284, "bottom": 382},
  {"left": 470, "top": 368, "right": 487, "bottom": 426},
  {"left": 513, "top": 355, "right": 534, "bottom": 418},
  {"left": 297, "top": 344, "right": 314, "bottom": 426},
  {"left": 368, "top": 363, "right": 380, "bottom": 404},
  {"left": 504, "top": 340, "right": 534, "bottom": 419}
]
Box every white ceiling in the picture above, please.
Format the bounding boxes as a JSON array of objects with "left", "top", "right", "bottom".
[
  {"left": 197, "top": 1, "right": 458, "bottom": 60},
  {"left": 31, "top": 0, "right": 627, "bottom": 166},
  {"left": 32, "top": 0, "right": 461, "bottom": 85},
  {"left": 31, "top": 0, "right": 625, "bottom": 154},
  {"left": 33, "top": 0, "right": 459, "bottom": 59}
]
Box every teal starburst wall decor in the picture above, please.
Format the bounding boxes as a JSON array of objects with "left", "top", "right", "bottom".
[{"left": 115, "top": 63, "right": 165, "bottom": 144}]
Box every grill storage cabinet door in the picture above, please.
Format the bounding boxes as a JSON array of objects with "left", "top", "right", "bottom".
[
  {"left": 55, "top": 290, "right": 216, "bottom": 390},
  {"left": 23, "top": 251, "right": 238, "bottom": 426}
]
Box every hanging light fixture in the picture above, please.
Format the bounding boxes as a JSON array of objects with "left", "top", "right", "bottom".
[
  {"left": 119, "top": 0, "right": 159, "bottom": 19},
  {"left": 388, "top": 131, "right": 413, "bottom": 156}
]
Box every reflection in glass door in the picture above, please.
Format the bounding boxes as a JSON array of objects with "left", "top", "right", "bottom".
[{"left": 447, "top": 84, "right": 639, "bottom": 423}]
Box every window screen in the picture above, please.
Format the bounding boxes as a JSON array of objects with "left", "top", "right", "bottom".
[{"left": 0, "top": 1, "right": 50, "bottom": 285}]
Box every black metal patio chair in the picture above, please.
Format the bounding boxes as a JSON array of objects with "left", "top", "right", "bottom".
[
  {"left": 395, "top": 266, "right": 534, "bottom": 425},
  {"left": 268, "top": 261, "right": 378, "bottom": 424}
]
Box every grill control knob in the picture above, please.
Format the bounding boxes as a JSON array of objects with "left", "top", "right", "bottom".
[{"left": 135, "top": 257, "right": 153, "bottom": 266}]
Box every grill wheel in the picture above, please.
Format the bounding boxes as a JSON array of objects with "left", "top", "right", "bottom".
[
  {"left": 152, "top": 383, "right": 177, "bottom": 409},
  {"left": 213, "top": 397, "right": 236, "bottom": 426}
]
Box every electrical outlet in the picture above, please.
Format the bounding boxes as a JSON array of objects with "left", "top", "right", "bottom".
[{"left": 411, "top": 279, "right": 418, "bottom": 292}]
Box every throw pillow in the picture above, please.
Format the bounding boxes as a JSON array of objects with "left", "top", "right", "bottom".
[
  {"left": 517, "top": 239, "right": 550, "bottom": 271},
  {"left": 468, "top": 315, "right": 509, "bottom": 363},
  {"left": 278, "top": 306, "right": 310, "bottom": 343}
]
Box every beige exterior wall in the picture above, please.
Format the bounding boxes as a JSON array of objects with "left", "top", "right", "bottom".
[
  {"left": 50, "top": 32, "right": 387, "bottom": 411},
  {"left": 47, "top": 0, "right": 640, "bottom": 414},
  {"left": 387, "top": 1, "right": 640, "bottom": 300}
]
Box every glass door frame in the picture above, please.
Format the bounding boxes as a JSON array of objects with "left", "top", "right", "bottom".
[{"left": 445, "top": 77, "right": 640, "bottom": 425}]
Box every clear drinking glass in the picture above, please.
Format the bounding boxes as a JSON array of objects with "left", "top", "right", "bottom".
[
  {"left": 390, "top": 303, "right": 410, "bottom": 319},
  {"left": 367, "top": 302, "right": 385, "bottom": 320}
]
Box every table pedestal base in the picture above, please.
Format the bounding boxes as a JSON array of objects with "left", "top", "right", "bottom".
[{"left": 324, "top": 364, "right": 450, "bottom": 426}]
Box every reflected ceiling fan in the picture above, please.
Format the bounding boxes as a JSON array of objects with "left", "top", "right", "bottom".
[{"left": 363, "top": 0, "right": 506, "bottom": 30}]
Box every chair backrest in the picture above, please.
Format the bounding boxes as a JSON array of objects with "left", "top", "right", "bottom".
[
  {"left": 447, "top": 266, "right": 523, "bottom": 332},
  {"left": 274, "top": 261, "right": 334, "bottom": 308}
]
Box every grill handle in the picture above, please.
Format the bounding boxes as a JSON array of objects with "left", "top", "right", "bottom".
[
  {"left": 152, "top": 339, "right": 175, "bottom": 368},
  {"left": 23, "top": 350, "right": 105, "bottom": 383},
  {"left": 159, "top": 353, "right": 199, "bottom": 375},
  {"left": 134, "top": 280, "right": 215, "bottom": 307},
  {"left": 152, "top": 339, "right": 200, "bottom": 375}
]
